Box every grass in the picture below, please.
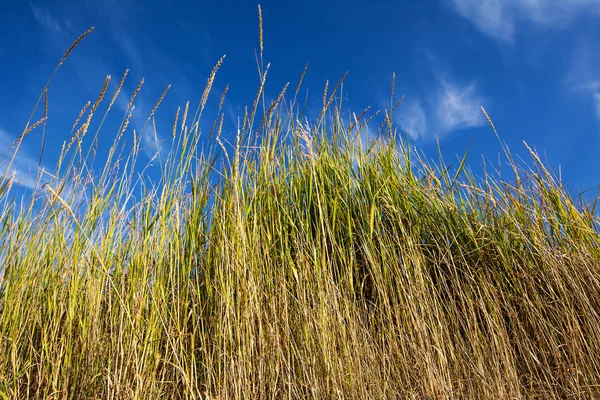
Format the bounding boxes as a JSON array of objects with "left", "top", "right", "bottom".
[{"left": 1, "top": 23, "right": 600, "bottom": 399}]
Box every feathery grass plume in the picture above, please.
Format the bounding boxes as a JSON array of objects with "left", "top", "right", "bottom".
[
  {"left": 390, "top": 72, "right": 395, "bottom": 108},
  {"left": 56, "top": 141, "right": 67, "bottom": 172},
  {"left": 108, "top": 69, "right": 129, "bottom": 111},
  {"left": 58, "top": 27, "right": 94, "bottom": 66},
  {"left": 43, "top": 88, "right": 49, "bottom": 120},
  {"left": 357, "top": 109, "right": 380, "bottom": 136},
  {"left": 2, "top": 28, "right": 94, "bottom": 186},
  {"left": 147, "top": 85, "right": 171, "bottom": 122},
  {"left": 90, "top": 135, "right": 99, "bottom": 159},
  {"left": 481, "top": 105, "right": 522, "bottom": 189},
  {"left": 34, "top": 28, "right": 94, "bottom": 122},
  {"left": 79, "top": 75, "right": 111, "bottom": 141},
  {"left": 295, "top": 62, "right": 308, "bottom": 99},
  {"left": 257, "top": 82, "right": 289, "bottom": 133},
  {"left": 127, "top": 78, "right": 145, "bottom": 112},
  {"left": 70, "top": 101, "right": 91, "bottom": 134},
  {"left": 90, "top": 75, "right": 110, "bottom": 115},
  {"left": 258, "top": 4, "right": 263, "bottom": 54},
  {"left": 119, "top": 105, "right": 135, "bottom": 137},
  {"left": 181, "top": 101, "right": 189, "bottom": 133},
  {"left": 391, "top": 96, "right": 403, "bottom": 114},
  {"left": 217, "top": 112, "right": 224, "bottom": 139},
  {"left": 481, "top": 105, "right": 496, "bottom": 135},
  {"left": 39, "top": 89, "right": 48, "bottom": 165},
  {"left": 215, "top": 114, "right": 229, "bottom": 167},
  {"left": 65, "top": 122, "right": 87, "bottom": 155},
  {"left": 523, "top": 140, "right": 553, "bottom": 183},
  {"left": 196, "top": 55, "right": 226, "bottom": 124},
  {"left": 379, "top": 74, "right": 403, "bottom": 136},
  {"left": 151, "top": 118, "right": 162, "bottom": 166},
  {"left": 348, "top": 105, "right": 371, "bottom": 133},
  {"left": 208, "top": 119, "right": 217, "bottom": 139},
  {"left": 82, "top": 70, "right": 130, "bottom": 168},
  {"left": 383, "top": 109, "right": 393, "bottom": 136},
  {"left": 482, "top": 104, "right": 510, "bottom": 161},
  {"left": 132, "top": 128, "right": 138, "bottom": 153},
  {"left": 218, "top": 85, "right": 229, "bottom": 114},
  {"left": 297, "top": 121, "right": 315, "bottom": 161},
  {"left": 172, "top": 106, "right": 180, "bottom": 139},
  {"left": 62, "top": 77, "right": 111, "bottom": 158},
  {"left": 329, "top": 72, "right": 347, "bottom": 103},
  {"left": 318, "top": 72, "right": 347, "bottom": 123},
  {"left": 322, "top": 79, "right": 329, "bottom": 110},
  {"left": 379, "top": 96, "right": 404, "bottom": 135},
  {"left": 12, "top": 117, "right": 47, "bottom": 147},
  {"left": 247, "top": 64, "right": 269, "bottom": 132},
  {"left": 0, "top": 171, "right": 15, "bottom": 197},
  {"left": 241, "top": 105, "right": 248, "bottom": 133},
  {"left": 255, "top": 3, "right": 265, "bottom": 110}
]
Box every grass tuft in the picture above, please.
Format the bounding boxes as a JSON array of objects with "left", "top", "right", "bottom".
[{"left": 1, "top": 27, "right": 600, "bottom": 400}]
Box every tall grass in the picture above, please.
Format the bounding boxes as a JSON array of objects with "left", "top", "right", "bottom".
[{"left": 1, "top": 25, "right": 600, "bottom": 399}]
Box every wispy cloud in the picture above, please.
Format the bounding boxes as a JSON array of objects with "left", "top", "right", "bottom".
[
  {"left": 392, "top": 74, "right": 486, "bottom": 140},
  {"left": 0, "top": 126, "right": 43, "bottom": 190},
  {"left": 572, "top": 86, "right": 600, "bottom": 119},
  {"left": 565, "top": 39, "right": 600, "bottom": 120},
  {"left": 30, "top": 3, "right": 68, "bottom": 33},
  {"left": 396, "top": 100, "right": 427, "bottom": 140},
  {"left": 593, "top": 93, "right": 600, "bottom": 118},
  {"left": 446, "top": 0, "right": 600, "bottom": 41},
  {"left": 435, "top": 80, "right": 486, "bottom": 132},
  {"left": 571, "top": 81, "right": 600, "bottom": 92}
]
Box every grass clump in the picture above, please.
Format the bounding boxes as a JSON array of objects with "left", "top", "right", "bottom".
[{"left": 1, "top": 27, "right": 600, "bottom": 400}]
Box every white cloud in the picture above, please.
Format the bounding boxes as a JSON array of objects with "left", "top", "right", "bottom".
[
  {"left": 396, "top": 100, "right": 427, "bottom": 140},
  {"left": 30, "top": 4, "right": 65, "bottom": 33},
  {"left": 571, "top": 81, "right": 600, "bottom": 92},
  {"left": 593, "top": 92, "right": 600, "bottom": 118},
  {"left": 391, "top": 78, "right": 485, "bottom": 141},
  {"left": 565, "top": 40, "right": 600, "bottom": 120},
  {"left": 435, "top": 80, "right": 486, "bottom": 132},
  {"left": 0, "top": 127, "right": 77, "bottom": 198},
  {"left": 0, "top": 127, "right": 43, "bottom": 190},
  {"left": 447, "top": 0, "right": 600, "bottom": 41}
]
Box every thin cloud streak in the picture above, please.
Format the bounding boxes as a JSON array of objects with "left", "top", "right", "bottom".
[
  {"left": 565, "top": 39, "right": 600, "bottom": 121},
  {"left": 447, "top": 0, "right": 600, "bottom": 41},
  {"left": 0, "top": 126, "right": 44, "bottom": 190},
  {"left": 396, "top": 100, "right": 427, "bottom": 140},
  {"left": 393, "top": 75, "right": 486, "bottom": 140},
  {"left": 435, "top": 80, "right": 486, "bottom": 132},
  {"left": 30, "top": 3, "right": 69, "bottom": 33},
  {"left": 593, "top": 93, "right": 600, "bottom": 118}
]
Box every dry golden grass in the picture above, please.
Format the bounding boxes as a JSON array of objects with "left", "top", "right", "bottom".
[{"left": 1, "top": 24, "right": 600, "bottom": 400}]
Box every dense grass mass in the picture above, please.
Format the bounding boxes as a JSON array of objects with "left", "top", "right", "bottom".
[{"left": 2, "top": 28, "right": 600, "bottom": 399}]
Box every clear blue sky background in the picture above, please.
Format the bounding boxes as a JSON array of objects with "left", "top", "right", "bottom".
[{"left": 1, "top": 0, "right": 600, "bottom": 200}]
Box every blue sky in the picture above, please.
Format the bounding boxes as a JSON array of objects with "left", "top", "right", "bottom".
[{"left": 1, "top": 0, "right": 600, "bottom": 200}]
